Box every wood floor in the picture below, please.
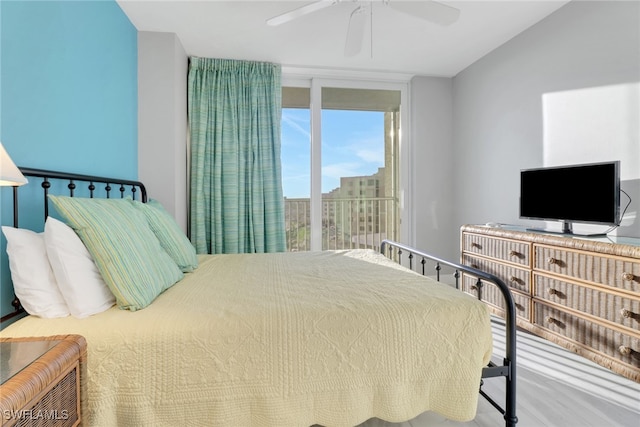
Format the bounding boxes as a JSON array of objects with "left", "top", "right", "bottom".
[{"left": 359, "top": 318, "right": 640, "bottom": 427}]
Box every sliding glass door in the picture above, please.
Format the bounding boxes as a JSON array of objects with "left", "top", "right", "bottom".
[{"left": 281, "top": 79, "right": 407, "bottom": 252}]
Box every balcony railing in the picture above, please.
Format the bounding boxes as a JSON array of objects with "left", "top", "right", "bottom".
[{"left": 284, "top": 197, "right": 398, "bottom": 252}]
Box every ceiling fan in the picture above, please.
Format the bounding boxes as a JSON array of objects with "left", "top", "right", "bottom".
[{"left": 266, "top": 0, "right": 461, "bottom": 57}]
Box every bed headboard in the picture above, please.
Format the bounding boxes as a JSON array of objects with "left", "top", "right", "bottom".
[{"left": 1, "top": 167, "right": 147, "bottom": 324}]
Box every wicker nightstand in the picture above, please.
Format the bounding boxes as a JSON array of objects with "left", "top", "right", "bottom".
[{"left": 0, "top": 335, "right": 86, "bottom": 427}]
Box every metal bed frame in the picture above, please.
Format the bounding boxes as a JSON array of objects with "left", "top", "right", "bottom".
[
  {"left": 2, "top": 168, "right": 518, "bottom": 426},
  {"left": 1, "top": 167, "right": 147, "bottom": 323},
  {"left": 380, "top": 240, "right": 518, "bottom": 427}
]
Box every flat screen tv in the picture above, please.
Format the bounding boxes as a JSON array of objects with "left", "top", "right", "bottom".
[{"left": 520, "top": 161, "right": 620, "bottom": 235}]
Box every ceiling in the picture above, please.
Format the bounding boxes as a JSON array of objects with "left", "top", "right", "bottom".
[{"left": 117, "top": 0, "right": 571, "bottom": 77}]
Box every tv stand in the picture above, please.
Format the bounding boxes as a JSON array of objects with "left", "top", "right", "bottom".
[
  {"left": 526, "top": 221, "right": 607, "bottom": 237},
  {"left": 461, "top": 224, "right": 640, "bottom": 382}
]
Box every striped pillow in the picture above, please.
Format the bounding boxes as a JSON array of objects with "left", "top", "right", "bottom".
[
  {"left": 48, "top": 195, "right": 184, "bottom": 311},
  {"left": 130, "top": 199, "right": 198, "bottom": 272}
]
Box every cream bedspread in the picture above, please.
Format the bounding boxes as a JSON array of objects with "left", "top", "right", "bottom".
[{"left": 0, "top": 250, "right": 492, "bottom": 426}]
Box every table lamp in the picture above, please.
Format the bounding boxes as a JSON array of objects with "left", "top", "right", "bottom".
[{"left": 0, "top": 143, "right": 28, "bottom": 186}]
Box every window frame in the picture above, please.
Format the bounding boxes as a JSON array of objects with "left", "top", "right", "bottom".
[{"left": 281, "top": 73, "right": 412, "bottom": 251}]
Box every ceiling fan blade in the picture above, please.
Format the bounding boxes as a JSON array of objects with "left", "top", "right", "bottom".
[
  {"left": 267, "top": 0, "right": 336, "bottom": 26},
  {"left": 389, "top": 0, "right": 460, "bottom": 26},
  {"left": 344, "top": 5, "right": 367, "bottom": 57}
]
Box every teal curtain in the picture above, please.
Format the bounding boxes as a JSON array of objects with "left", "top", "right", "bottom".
[{"left": 188, "top": 57, "right": 286, "bottom": 254}]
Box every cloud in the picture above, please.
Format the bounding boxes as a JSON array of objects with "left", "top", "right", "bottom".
[
  {"left": 341, "top": 132, "right": 384, "bottom": 164},
  {"left": 282, "top": 111, "right": 310, "bottom": 142},
  {"left": 322, "top": 162, "right": 363, "bottom": 179},
  {"left": 355, "top": 147, "right": 384, "bottom": 163}
]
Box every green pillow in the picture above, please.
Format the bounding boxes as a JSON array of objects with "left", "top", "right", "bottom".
[
  {"left": 130, "top": 199, "right": 198, "bottom": 272},
  {"left": 48, "top": 195, "right": 184, "bottom": 311}
]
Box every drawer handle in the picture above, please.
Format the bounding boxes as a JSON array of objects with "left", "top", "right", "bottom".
[
  {"left": 546, "top": 288, "right": 565, "bottom": 299},
  {"left": 509, "top": 276, "right": 518, "bottom": 283},
  {"left": 515, "top": 303, "right": 524, "bottom": 311},
  {"left": 509, "top": 250, "right": 521, "bottom": 258},
  {"left": 547, "top": 257, "right": 558, "bottom": 265},
  {"left": 471, "top": 264, "right": 479, "bottom": 269},
  {"left": 618, "top": 346, "right": 640, "bottom": 360},
  {"left": 622, "top": 272, "right": 636, "bottom": 281},
  {"left": 471, "top": 243, "right": 482, "bottom": 249},
  {"left": 620, "top": 308, "right": 639, "bottom": 321},
  {"left": 545, "top": 316, "right": 564, "bottom": 328},
  {"left": 470, "top": 285, "right": 478, "bottom": 291},
  {"left": 619, "top": 345, "right": 631, "bottom": 356}
]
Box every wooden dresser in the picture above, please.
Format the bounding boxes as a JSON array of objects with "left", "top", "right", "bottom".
[
  {"left": 0, "top": 335, "right": 86, "bottom": 427},
  {"left": 460, "top": 224, "right": 640, "bottom": 382}
]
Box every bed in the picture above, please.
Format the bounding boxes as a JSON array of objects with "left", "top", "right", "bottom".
[{"left": 0, "top": 168, "right": 518, "bottom": 427}]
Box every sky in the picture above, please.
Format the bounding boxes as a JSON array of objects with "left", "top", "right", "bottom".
[{"left": 281, "top": 108, "right": 385, "bottom": 198}]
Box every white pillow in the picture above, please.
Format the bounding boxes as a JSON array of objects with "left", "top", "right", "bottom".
[
  {"left": 1, "top": 226, "right": 69, "bottom": 318},
  {"left": 44, "top": 217, "right": 115, "bottom": 318}
]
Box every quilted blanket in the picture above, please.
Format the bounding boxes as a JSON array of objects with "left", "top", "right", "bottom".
[{"left": 0, "top": 250, "right": 492, "bottom": 426}]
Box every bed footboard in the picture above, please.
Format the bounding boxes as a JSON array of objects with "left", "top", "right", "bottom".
[{"left": 380, "top": 240, "right": 518, "bottom": 427}]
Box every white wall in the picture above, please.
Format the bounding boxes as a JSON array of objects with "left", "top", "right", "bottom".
[
  {"left": 138, "top": 32, "right": 189, "bottom": 231},
  {"left": 410, "top": 76, "right": 455, "bottom": 259},
  {"left": 451, "top": 0, "right": 640, "bottom": 243}
]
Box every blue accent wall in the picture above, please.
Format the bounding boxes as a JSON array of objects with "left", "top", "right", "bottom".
[{"left": 0, "top": 0, "right": 138, "bottom": 321}]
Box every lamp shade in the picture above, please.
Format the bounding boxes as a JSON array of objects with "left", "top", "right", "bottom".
[{"left": 0, "top": 143, "right": 28, "bottom": 186}]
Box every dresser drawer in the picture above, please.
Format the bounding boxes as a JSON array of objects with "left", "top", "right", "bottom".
[
  {"left": 462, "top": 233, "right": 530, "bottom": 266},
  {"left": 462, "top": 254, "right": 530, "bottom": 293},
  {"left": 534, "top": 274, "right": 640, "bottom": 332},
  {"left": 533, "top": 303, "right": 640, "bottom": 370},
  {"left": 462, "top": 275, "right": 530, "bottom": 321},
  {"left": 534, "top": 245, "right": 640, "bottom": 294}
]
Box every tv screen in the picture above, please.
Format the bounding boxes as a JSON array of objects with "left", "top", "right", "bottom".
[{"left": 520, "top": 161, "right": 620, "bottom": 228}]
